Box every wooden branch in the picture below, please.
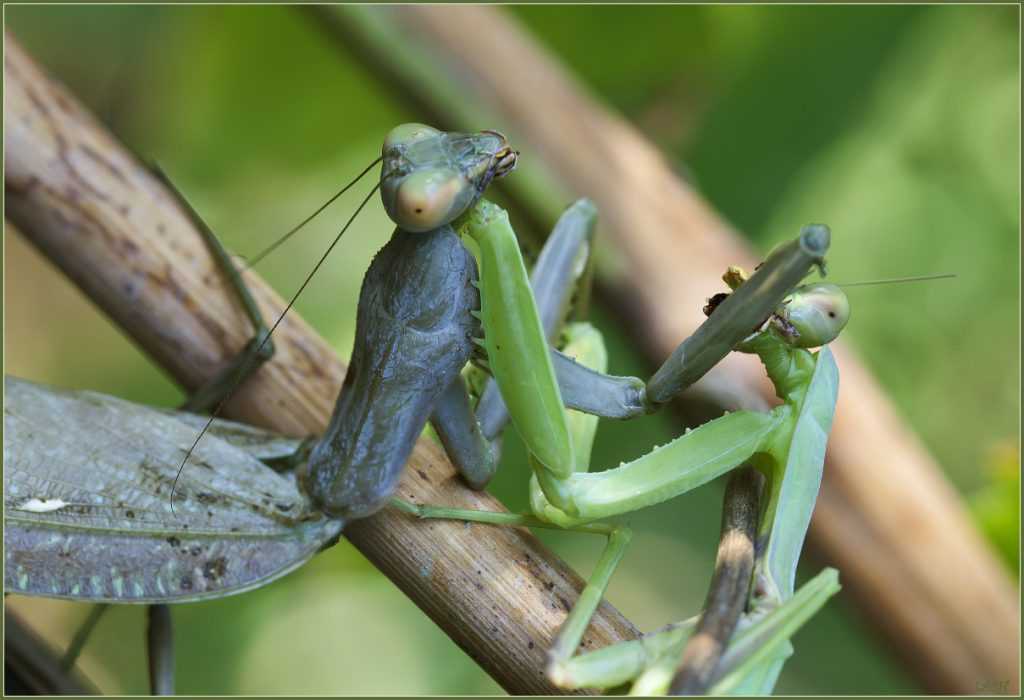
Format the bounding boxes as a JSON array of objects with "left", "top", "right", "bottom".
[
  {"left": 314, "top": 6, "right": 1020, "bottom": 693},
  {"left": 3, "top": 32, "right": 640, "bottom": 695},
  {"left": 670, "top": 468, "right": 759, "bottom": 695}
]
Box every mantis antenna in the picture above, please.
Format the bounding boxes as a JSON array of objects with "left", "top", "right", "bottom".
[
  {"left": 243, "top": 155, "right": 382, "bottom": 269},
  {"left": 835, "top": 273, "right": 956, "bottom": 287},
  {"left": 169, "top": 178, "right": 382, "bottom": 514}
]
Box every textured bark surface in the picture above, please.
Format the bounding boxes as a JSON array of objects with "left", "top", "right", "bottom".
[
  {"left": 316, "top": 6, "right": 1019, "bottom": 693},
  {"left": 4, "top": 33, "right": 639, "bottom": 694},
  {"left": 671, "top": 468, "right": 759, "bottom": 695}
]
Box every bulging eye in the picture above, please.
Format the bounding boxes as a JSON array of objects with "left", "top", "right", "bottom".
[
  {"left": 783, "top": 282, "right": 850, "bottom": 348},
  {"left": 385, "top": 168, "right": 469, "bottom": 232},
  {"left": 383, "top": 123, "right": 439, "bottom": 153}
]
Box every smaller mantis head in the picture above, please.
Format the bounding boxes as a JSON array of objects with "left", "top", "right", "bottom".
[
  {"left": 380, "top": 124, "right": 518, "bottom": 232},
  {"left": 775, "top": 282, "right": 851, "bottom": 348}
]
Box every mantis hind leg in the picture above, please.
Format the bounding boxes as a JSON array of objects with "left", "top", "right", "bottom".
[
  {"left": 390, "top": 498, "right": 632, "bottom": 688},
  {"left": 147, "top": 166, "right": 275, "bottom": 414}
]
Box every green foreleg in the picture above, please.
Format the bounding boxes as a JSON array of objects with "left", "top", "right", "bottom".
[
  {"left": 473, "top": 198, "right": 596, "bottom": 444},
  {"left": 532, "top": 408, "right": 782, "bottom": 526},
  {"left": 529, "top": 324, "right": 607, "bottom": 524},
  {"left": 456, "top": 199, "right": 575, "bottom": 500}
]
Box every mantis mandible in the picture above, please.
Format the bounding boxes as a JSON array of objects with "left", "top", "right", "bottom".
[{"left": 5, "top": 124, "right": 850, "bottom": 694}]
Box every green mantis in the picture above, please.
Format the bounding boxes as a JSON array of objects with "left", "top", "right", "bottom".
[{"left": 5, "top": 123, "right": 850, "bottom": 694}]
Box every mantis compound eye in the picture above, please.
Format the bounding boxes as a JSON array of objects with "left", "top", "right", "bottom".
[
  {"left": 382, "top": 123, "right": 439, "bottom": 152},
  {"left": 780, "top": 282, "right": 850, "bottom": 348},
  {"left": 383, "top": 168, "right": 474, "bottom": 232},
  {"left": 380, "top": 125, "right": 516, "bottom": 231}
]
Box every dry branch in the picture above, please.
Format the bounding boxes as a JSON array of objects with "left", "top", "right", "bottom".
[
  {"left": 3, "top": 32, "right": 639, "bottom": 695},
  {"left": 314, "top": 6, "right": 1020, "bottom": 693},
  {"left": 671, "top": 468, "right": 759, "bottom": 695}
]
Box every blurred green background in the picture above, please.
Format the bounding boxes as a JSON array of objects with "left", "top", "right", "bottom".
[{"left": 4, "top": 5, "right": 1018, "bottom": 695}]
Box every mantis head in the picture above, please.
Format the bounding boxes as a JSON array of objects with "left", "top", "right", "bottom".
[
  {"left": 380, "top": 123, "right": 518, "bottom": 232},
  {"left": 774, "top": 282, "right": 851, "bottom": 348}
]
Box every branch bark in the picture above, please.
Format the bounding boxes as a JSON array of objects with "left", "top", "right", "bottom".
[
  {"left": 311, "top": 5, "right": 1020, "bottom": 694},
  {"left": 670, "top": 467, "right": 759, "bottom": 695},
  {"left": 3, "top": 31, "right": 639, "bottom": 695}
]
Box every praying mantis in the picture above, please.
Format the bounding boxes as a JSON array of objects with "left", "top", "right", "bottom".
[{"left": 5, "top": 124, "right": 849, "bottom": 694}]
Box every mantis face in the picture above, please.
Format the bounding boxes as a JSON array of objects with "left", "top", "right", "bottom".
[
  {"left": 776, "top": 282, "right": 851, "bottom": 348},
  {"left": 380, "top": 124, "right": 518, "bottom": 232}
]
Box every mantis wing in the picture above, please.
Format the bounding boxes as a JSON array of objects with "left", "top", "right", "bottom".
[{"left": 4, "top": 376, "right": 342, "bottom": 604}]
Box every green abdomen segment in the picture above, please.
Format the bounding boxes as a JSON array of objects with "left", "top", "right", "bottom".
[{"left": 462, "top": 200, "right": 575, "bottom": 478}]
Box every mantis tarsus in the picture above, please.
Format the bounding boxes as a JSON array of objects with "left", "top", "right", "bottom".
[{"left": 5, "top": 124, "right": 850, "bottom": 694}]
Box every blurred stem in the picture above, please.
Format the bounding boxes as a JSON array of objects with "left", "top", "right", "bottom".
[
  {"left": 60, "top": 603, "right": 109, "bottom": 671},
  {"left": 5, "top": 606, "right": 99, "bottom": 694}
]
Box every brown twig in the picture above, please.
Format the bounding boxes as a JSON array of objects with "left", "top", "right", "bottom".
[
  {"left": 3, "top": 31, "right": 639, "bottom": 694},
  {"left": 308, "top": 6, "right": 1019, "bottom": 693},
  {"left": 669, "top": 468, "right": 760, "bottom": 695}
]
